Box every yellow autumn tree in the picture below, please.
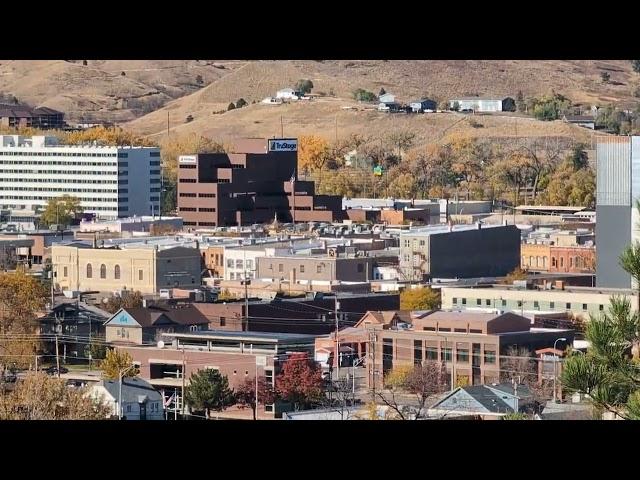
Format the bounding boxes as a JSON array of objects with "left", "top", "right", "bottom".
[
  {"left": 100, "top": 349, "right": 140, "bottom": 380},
  {"left": 298, "top": 135, "right": 329, "bottom": 175},
  {"left": 159, "top": 133, "right": 224, "bottom": 183},
  {"left": 400, "top": 287, "right": 441, "bottom": 310},
  {"left": 61, "top": 126, "right": 155, "bottom": 147},
  {"left": 0, "top": 269, "right": 48, "bottom": 370}
]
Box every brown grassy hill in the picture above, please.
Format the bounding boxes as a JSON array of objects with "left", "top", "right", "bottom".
[
  {"left": 0, "top": 60, "right": 241, "bottom": 122},
  {"left": 125, "top": 60, "right": 637, "bottom": 143}
]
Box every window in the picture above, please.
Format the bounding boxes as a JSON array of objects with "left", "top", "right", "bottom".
[
  {"left": 560, "top": 257, "right": 564, "bottom": 268},
  {"left": 300, "top": 265, "right": 305, "bottom": 273},
  {"left": 227, "top": 259, "right": 234, "bottom": 268},
  {"left": 114, "top": 265, "right": 120, "bottom": 279},
  {"left": 461, "top": 298, "right": 466, "bottom": 305},
  {"left": 442, "top": 347, "right": 452, "bottom": 362},
  {"left": 126, "top": 405, "right": 132, "bottom": 413},
  {"left": 438, "top": 327, "right": 451, "bottom": 332},
  {"left": 582, "top": 303, "right": 588, "bottom": 311},
  {"left": 476, "top": 299, "right": 481, "bottom": 306},
  {"left": 245, "top": 370, "right": 249, "bottom": 376},
  {"left": 246, "top": 260, "right": 253, "bottom": 270},
  {"left": 599, "top": 304, "right": 604, "bottom": 311},
  {"left": 220, "top": 317, "right": 226, "bottom": 326},
  {"left": 236, "top": 260, "right": 243, "bottom": 269},
  {"left": 456, "top": 348, "right": 469, "bottom": 363},
  {"left": 100, "top": 264, "right": 106, "bottom": 279},
  {"left": 423, "top": 326, "right": 436, "bottom": 331},
  {"left": 501, "top": 299, "right": 507, "bottom": 307},
  {"left": 414, "top": 340, "right": 423, "bottom": 365},
  {"left": 425, "top": 346, "right": 438, "bottom": 360},
  {"left": 454, "top": 328, "right": 466, "bottom": 333},
  {"left": 316, "top": 264, "right": 322, "bottom": 273},
  {"left": 63, "top": 267, "right": 68, "bottom": 277},
  {"left": 452, "top": 297, "right": 457, "bottom": 304},
  {"left": 552, "top": 257, "right": 557, "bottom": 267},
  {"left": 86, "top": 264, "right": 92, "bottom": 278},
  {"left": 550, "top": 301, "right": 555, "bottom": 309},
  {"left": 278, "top": 264, "right": 284, "bottom": 273},
  {"left": 138, "top": 269, "right": 144, "bottom": 281},
  {"left": 533, "top": 301, "right": 539, "bottom": 309},
  {"left": 485, "top": 299, "right": 491, "bottom": 306},
  {"left": 484, "top": 349, "right": 496, "bottom": 364},
  {"left": 470, "top": 329, "right": 482, "bottom": 334},
  {"left": 265, "top": 369, "right": 274, "bottom": 387},
  {"left": 357, "top": 263, "right": 364, "bottom": 273},
  {"left": 566, "top": 302, "right": 571, "bottom": 310},
  {"left": 517, "top": 300, "right": 522, "bottom": 307},
  {"left": 569, "top": 257, "right": 573, "bottom": 267}
]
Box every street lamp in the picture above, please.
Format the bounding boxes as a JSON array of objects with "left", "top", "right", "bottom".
[
  {"left": 553, "top": 337, "right": 567, "bottom": 404},
  {"left": 118, "top": 364, "right": 137, "bottom": 420}
]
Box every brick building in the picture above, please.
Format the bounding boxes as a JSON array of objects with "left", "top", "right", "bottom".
[{"left": 177, "top": 138, "right": 344, "bottom": 227}]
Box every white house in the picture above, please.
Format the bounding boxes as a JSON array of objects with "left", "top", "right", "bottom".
[
  {"left": 90, "top": 377, "right": 164, "bottom": 420},
  {"left": 275, "top": 88, "right": 301, "bottom": 101},
  {"left": 378, "top": 93, "right": 395, "bottom": 104},
  {"left": 448, "top": 97, "right": 516, "bottom": 112}
]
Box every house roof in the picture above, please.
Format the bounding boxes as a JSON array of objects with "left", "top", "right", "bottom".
[
  {"left": 107, "top": 305, "right": 210, "bottom": 328},
  {"left": 354, "top": 310, "right": 412, "bottom": 328},
  {"left": 563, "top": 115, "right": 595, "bottom": 122},
  {"left": 450, "top": 97, "right": 511, "bottom": 102},
  {"left": 99, "top": 377, "right": 162, "bottom": 403},
  {"left": 432, "top": 383, "right": 533, "bottom": 414}
]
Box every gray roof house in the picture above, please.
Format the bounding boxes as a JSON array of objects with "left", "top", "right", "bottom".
[
  {"left": 90, "top": 377, "right": 164, "bottom": 420},
  {"left": 427, "top": 383, "right": 536, "bottom": 419}
]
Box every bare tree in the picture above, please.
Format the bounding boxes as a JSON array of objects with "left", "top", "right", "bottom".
[
  {"left": 375, "top": 362, "right": 449, "bottom": 420},
  {"left": 518, "top": 137, "right": 565, "bottom": 201}
]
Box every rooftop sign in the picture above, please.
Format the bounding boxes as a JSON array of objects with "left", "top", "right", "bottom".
[{"left": 268, "top": 139, "right": 298, "bottom": 152}]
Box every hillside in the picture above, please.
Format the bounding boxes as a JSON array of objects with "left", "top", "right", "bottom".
[
  {"left": 0, "top": 60, "right": 244, "bottom": 123},
  {"left": 0, "top": 60, "right": 636, "bottom": 143},
  {"left": 124, "top": 59, "right": 638, "bottom": 143}
]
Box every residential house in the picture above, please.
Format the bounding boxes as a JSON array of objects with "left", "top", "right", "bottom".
[
  {"left": 90, "top": 376, "right": 164, "bottom": 420},
  {"left": 409, "top": 99, "right": 437, "bottom": 113},
  {"left": 427, "top": 383, "right": 536, "bottom": 419},
  {"left": 562, "top": 114, "right": 595, "bottom": 130},
  {"left": 276, "top": 88, "right": 302, "bottom": 101},
  {"left": 449, "top": 96, "right": 516, "bottom": 112},
  {"left": 104, "top": 305, "right": 210, "bottom": 345}
]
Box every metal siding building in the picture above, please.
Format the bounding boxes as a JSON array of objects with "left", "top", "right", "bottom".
[
  {"left": 596, "top": 136, "right": 636, "bottom": 288},
  {"left": 400, "top": 224, "right": 521, "bottom": 280}
]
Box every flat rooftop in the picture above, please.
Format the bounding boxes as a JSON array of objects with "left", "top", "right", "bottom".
[
  {"left": 162, "top": 330, "right": 318, "bottom": 343},
  {"left": 443, "top": 284, "right": 636, "bottom": 296},
  {"left": 403, "top": 223, "right": 509, "bottom": 237}
]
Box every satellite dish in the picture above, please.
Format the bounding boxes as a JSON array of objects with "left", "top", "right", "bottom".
[{"left": 157, "top": 341, "right": 165, "bottom": 349}]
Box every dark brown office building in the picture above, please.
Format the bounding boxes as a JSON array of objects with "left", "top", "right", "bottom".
[{"left": 177, "top": 138, "right": 345, "bottom": 227}]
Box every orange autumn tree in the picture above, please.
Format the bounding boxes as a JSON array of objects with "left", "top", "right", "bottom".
[{"left": 298, "top": 135, "right": 329, "bottom": 175}]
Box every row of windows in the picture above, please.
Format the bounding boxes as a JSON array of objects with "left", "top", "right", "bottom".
[
  {"left": 0, "top": 169, "right": 121, "bottom": 175},
  {"left": 228, "top": 272, "right": 255, "bottom": 280},
  {"left": 0, "top": 178, "right": 118, "bottom": 184},
  {"left": 0, "top": 160, "right": 117, "bottom": 166},
  {"left": 179, "top": 165, "right": 197, "bottom": 169},
  {"left": 179, "top": 192, "right": 217, "bottom": 198},
  {"left": 452, "top": 297, "right": 605, "bottom": 312},
  {"left": 0, "top": 187, "right": 118, "bottom": 193},
  {"left": 84, "top": 263, "right": 142, "bottom": 281},
  {"left": 403, "top": 239, "right": 426, "bottom": 247},
  {"left": 150, "top": 170, "right": 161, "bottom": 175},
  {"left": 523, "top": 255, "right": 592, "bottom": 269},
  {"left": 0, "top": 151, "right": 118, "bottom": 157},
  {"left": 183, "top": 221, "right": 217, "bottom": 227},
  {"left": 0, "top": 195, "right": 119, "bottom": 203},
  {"left": 227, "top": 259, "right": 255, "bottom": 270}
]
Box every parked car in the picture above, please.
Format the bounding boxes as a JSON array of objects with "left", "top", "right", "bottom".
[{"left": 44, "top": 366, "right": 69, "bottom": 375}]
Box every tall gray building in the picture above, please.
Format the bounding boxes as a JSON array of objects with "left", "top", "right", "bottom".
[
  {"left": 399, "top": 223, "right": 521, "bottom": 280},
  {"left": 596, "top": 136, "right": 640, "bottom": 288}
]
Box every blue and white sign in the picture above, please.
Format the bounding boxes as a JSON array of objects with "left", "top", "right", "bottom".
[{"left": 268, "top": 139, "right": 298, "bottom": 152}]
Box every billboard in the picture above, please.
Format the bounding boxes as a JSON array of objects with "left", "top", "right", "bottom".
[
  {"left": 268, "top": 139, "right": 298, "bottom": 152},
  {"left": 179, "top": 155, "right": 197, "bottom": 164}
]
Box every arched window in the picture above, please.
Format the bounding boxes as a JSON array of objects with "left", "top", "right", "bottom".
[
  {"left": 529, "top": 256, "right": 534, "bottom": 266},
  {"left": 543, "top": 256, "right": 548, "bottom": 268},
  {"left": 86, "top": 264, "right": 92, "bottom": 278},
  {"left": 552, "top": 257, "right": 557, "bottom": 267},
  {"left": 560, "top": 257, "right": 564, "bottom": 268},
  {"left": 100, "top": 264, "right": 106, "bottom": 279},
  {"left": 536, "top": 256, "right": 541, "bottom": 268},
  {"left": 114, "top": 265, "right": 121, "bottom": 280}
]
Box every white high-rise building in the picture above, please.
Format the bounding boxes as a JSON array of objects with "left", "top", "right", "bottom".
[{"left": 0, "top": 135, "right": 161, "bottom": 220}]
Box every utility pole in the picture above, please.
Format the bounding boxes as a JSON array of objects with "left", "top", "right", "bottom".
[
  {"left": 181, "top": 348, "right": 186, "bottom": 418},
  {"left": 335, "top": 295, "right": 340, "bottom": 381},
  {"left": 167, "top": 111, "right": 170, "bottom": 137},
  {"left": 55, "top": 325, "right": 61, "bottom": 379},
  {"left": 280, "top": 116, "right": 284, "bottom": 137}
]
